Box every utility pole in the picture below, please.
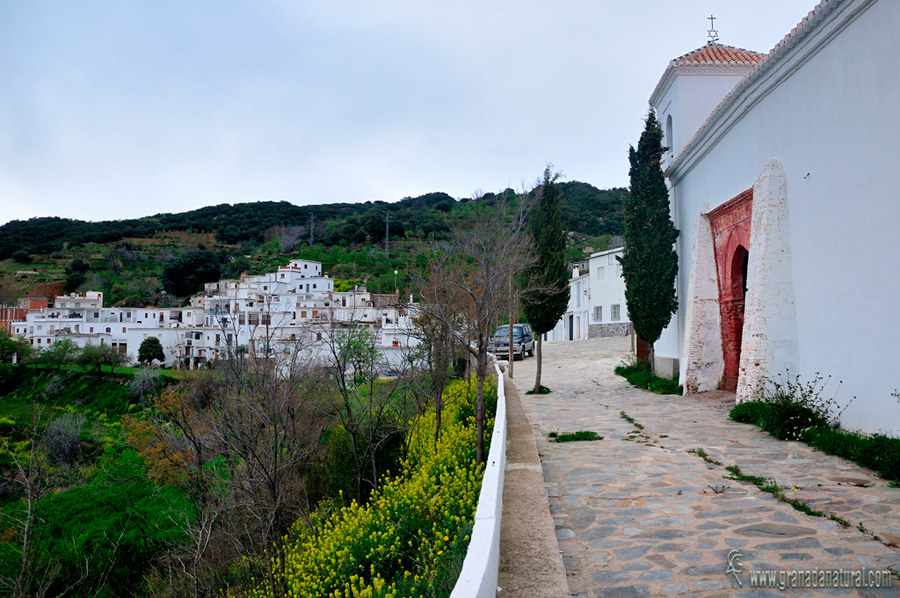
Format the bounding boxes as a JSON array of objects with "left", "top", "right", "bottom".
[
  {"left": 309, "top": 213, "right": 315, "bottom": 247},
  {"left": 384, "top": 211, "right": 390, "bottom": 259},
  {"left": 508, "top": 274, "right": 515, "bottom": 378}
]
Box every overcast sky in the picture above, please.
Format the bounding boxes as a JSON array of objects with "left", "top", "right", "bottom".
[{"left": 0, "top": 0, "right": 819, "bottom": 225}]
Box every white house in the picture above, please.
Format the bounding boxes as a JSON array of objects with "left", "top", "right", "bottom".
[
  {"left": 546, "top": 247, "right": 630, "bottom": 342},
  {"left": 648, "top": 0, "right": 900, "bottom": 434}
]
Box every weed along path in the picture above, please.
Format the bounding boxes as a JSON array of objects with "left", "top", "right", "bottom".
[{"left": 506, "top": 337, "right": 900, "bottom": 597}]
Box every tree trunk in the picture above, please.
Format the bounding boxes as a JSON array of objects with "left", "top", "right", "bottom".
[
  {"left": 533, "top": 336, "right": 543, "bottom": 394},
  {"left": 475, "top": 348, "right": 487, "bottom": 465},
  {"left": 647, "top": 342, "right": 656, "bottom": 377}
]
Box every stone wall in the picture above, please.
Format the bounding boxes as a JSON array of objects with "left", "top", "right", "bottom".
[{"left": 588, "top": 323, "right": 631, "bottom": 338}]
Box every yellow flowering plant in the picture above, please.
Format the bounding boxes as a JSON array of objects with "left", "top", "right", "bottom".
[{"left": 243, "top": 376, "right": 496, "bottom": 598}]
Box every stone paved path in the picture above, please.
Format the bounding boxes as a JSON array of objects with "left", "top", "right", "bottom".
[{"left": 508, "top": 337, "right": 900, "bottom": 597}]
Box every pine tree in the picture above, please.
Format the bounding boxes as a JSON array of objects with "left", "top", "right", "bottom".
[
  {"left": 523, "top": 166, "right": 570, "bottom": 393},
  {"left": 619, "top": 109, "right": 679, "bottom": 376}
]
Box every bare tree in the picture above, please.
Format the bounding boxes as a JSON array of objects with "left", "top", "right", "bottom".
[
  {"left": 412, "top": 253, "right": 468, "bottom": 448},
  {"left": 421, "top": 193, "right": 533, "bottom": 464},
  {"left": 131, "top": 328, "right": 330, "bottom": 598},
  {"left": 318, "top": 319, "right": 415, "bottom": 504}
]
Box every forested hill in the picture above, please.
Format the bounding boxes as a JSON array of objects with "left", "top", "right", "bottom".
[{"left": 0, "top": 183, "right": 626, "bottom": 258}]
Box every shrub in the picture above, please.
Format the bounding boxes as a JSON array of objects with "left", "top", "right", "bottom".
[
  {"left": 615, "top": 355, "right": 682, "bottom": 395},
  {"left": 729, "top": 401, "right": 770, "bottom": 426},
  {"left": 647, "top": 377, "right": 681, "bottom": 395},
  {"left": 731, "top": 375, "right": 900, "bottom": 484},
  {"left": 11, "top": 250, "right": 32, "bottom": 264},
  {"left": 754, "top": 374, "right": 850, "bottom": 441},
  {"left": 42, "top": 412, "right": 86, "bottom": 466}
]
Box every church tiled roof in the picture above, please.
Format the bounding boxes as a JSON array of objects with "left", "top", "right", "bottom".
[
  {"left": 649, "top": 43, "right": 765, "bottom": 106},
  {"left": 670, "top": 43, "right": 766, "bottom": 67},
  {"left": 666, "top": 0, "right": 844, "bottom": 174}
]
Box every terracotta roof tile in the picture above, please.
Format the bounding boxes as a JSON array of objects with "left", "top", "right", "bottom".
[{"left": 671, "top": 43, "right": 766, "bottom": 67}]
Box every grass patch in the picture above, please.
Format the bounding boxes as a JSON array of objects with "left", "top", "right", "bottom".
[
  {"left": 689, "top": 448, "right": 722, "bottom": 466},
  {"left": 551, "top": 431, "right": 603, "bottom": 443},
  {"left": 525, "top": 385, "right": 551, "bottom": 395},
  {"left": 614, "top": 359, "right": 682, "bottom": 395},
  {"left": 725, "top": 464, "right": 825, "bottom": 517},
  {"left": 619, "top": 411, "right": 644, "bottom": 430}
]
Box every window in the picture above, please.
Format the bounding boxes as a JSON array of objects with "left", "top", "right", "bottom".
[
  {"left": 122, "top": 327, "right": 126, "bottom": 333},
  {"left": 47, "top": 339, "right": 52, "bottom": 344},
  {"left": 596, "top": 267, "right": 604, "bottom": 279},
  {"left": 611, "top": 304, "right": 621, "bottom": 321},
  {"left": 90, "top": 327, "right": 94, "bottom": 333},
  {"left": 105, "top": 327, "right": 111, "bottom": 333},
  {"left": 594, "top": 306, "right": 603, "bottom": 321},
  {"left": 665, "top": 114, "right": 674, "bottom": 161}
]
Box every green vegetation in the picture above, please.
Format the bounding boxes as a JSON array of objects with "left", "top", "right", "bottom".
[
  {"left": 525, "top": 384, "right": 551, "bottom": 395},
  {"left": 728, "top": 375, "right": 900, "bottom": 483},
  {"left": 619, "top": 411, "right": 644, "bottom": 430},
  {"left": 688, "top": 447, "right": 722, "bottom": 466},
  {"left": 138, "top": 336, "right": 165, "bottom": 365},
  {"left": 245, "top": 377, "right": 494, "bottom": 598},
  {"left": 0, "top": 316, "right": 495, "bottom": 596},
  {"left": 614, "top": 358, "right": 682, "bottom": 395},
  {"left": 724, "top": 464, "right": 825, "bottom": 518},
  {"left": 550, "top": 430, "right": 603, "bottom": 442},
  {"left": 523, "top": 168, "right": 570, "bottom": 395},
  {"left": 0, "top": 182, "right": 624, "bottom": 311},
  {"left": 620, "top": 110, "right": 679, "bottom": 376}
]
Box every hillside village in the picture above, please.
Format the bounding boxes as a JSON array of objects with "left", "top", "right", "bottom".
[
  {"left": 2, "top": 249, "right": 636, "bottom": 369},
  {"left": 3, "top": 259, "right": 418, "bottom": 369}
]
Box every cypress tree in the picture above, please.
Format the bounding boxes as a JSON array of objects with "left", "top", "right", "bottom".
[
  {"left": 523, "top": 167, "right": 570, "bottom": 393},
  {"left": 619, "top": 109, "right": 679, "bottom": 376}
]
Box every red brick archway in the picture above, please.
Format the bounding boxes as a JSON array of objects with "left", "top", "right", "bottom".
[{"left": 708, "top": 189, "right": 752, "bottom": 392}]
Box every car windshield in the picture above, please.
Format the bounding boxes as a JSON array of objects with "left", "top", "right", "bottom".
[{"left": 493, "top": 325, "right": 526, "bottom": 337}]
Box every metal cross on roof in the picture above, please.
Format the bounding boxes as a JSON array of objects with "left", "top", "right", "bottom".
[{"left": 707, "top": 14, "right": 719, "bottom": 43}]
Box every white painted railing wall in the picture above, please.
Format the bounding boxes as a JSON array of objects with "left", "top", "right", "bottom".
[{"left": 450, "top": 360, "right": 507, "bottom": 598}]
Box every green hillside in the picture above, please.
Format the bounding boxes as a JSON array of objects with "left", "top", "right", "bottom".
[{"left": 0, "top": 183, "right": 625, "bottom": 306}]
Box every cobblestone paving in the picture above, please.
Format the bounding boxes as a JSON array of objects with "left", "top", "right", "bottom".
[{"left": 509, "top": 338, "right": 900, "bottom": 597}]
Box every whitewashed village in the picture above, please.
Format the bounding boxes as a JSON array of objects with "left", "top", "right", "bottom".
[{"left": 9, "top": 259, "right": 420, "bottom": 370}]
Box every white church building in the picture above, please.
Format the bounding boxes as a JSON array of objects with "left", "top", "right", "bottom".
[{"left": 650, "top": 0, "right": 900, "bottom": 435}]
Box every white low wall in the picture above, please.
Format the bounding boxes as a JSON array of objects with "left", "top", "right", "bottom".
[{"left": 450, "top": 359, "right": 507, "bottom": 598}]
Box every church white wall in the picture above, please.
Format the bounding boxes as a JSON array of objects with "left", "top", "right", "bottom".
[
  {"left": 666, "top": 0, "right": 900, "bottom": 433},
  {"left": 657, "top": 71, "right": 751, "bottom": 170}
]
